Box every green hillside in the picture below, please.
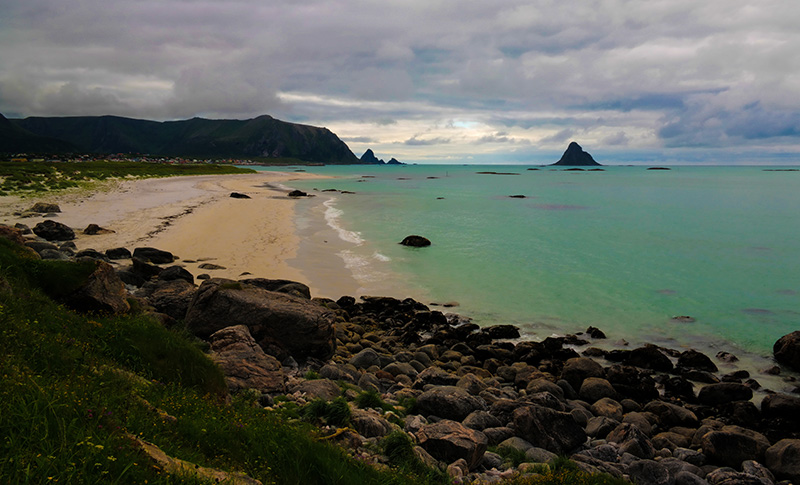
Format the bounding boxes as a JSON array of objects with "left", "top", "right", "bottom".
[{"left": 4, "top": 114, "right": 360, "bottom": 164}]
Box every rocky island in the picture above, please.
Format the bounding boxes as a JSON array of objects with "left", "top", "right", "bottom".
[{"left": 551, "top": 142, "right": 602, "bottom": 167}]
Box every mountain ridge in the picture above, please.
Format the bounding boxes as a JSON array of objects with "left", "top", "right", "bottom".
[{"left": 3, "top": 113, "right": 360, "bottom": 164}]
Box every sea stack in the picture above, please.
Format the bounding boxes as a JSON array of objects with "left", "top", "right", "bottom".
[{"left": 551, "top": 141, "right": 601, "bottom": 166}]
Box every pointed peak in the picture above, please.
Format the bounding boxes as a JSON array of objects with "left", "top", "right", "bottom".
[{"left": 551, "top": 141, "right": 601, "bottom": 166}]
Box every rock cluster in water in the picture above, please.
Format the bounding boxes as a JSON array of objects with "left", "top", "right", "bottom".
[{"left": 5, "top": 220, "right": 800, "bottom": 485}]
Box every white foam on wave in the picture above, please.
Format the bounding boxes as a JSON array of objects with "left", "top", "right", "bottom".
[
  {"left": 323, "top": 198, "right": 364, "bottom": 245},
  {"left": 373, "top": 252, "right": 391, "bottom": 262}
]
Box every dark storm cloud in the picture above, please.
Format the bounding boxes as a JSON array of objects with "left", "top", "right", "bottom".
[{"left": 2, "top": 0, "right": 800, "bottom": 162}]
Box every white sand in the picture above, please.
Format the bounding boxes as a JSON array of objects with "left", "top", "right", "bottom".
[{"left": 0, "top": 172, "right": 359, "bottom": 297}]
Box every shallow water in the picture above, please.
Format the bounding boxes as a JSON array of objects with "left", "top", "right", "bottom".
[{"left": 265, "top": 165, "right": 800, "bottom": 364}]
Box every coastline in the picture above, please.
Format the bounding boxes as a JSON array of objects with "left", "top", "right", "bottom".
[{"left": 0, "top": 172, "right": 358, "bottom": 299}]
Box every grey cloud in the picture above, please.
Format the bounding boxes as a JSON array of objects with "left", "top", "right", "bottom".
[
  {"left": 404, "top": 136, "right": 451, "bottom": 146},
  {"left": 342, "top": 136, "right": 376, "bottom": 143},
  {"left": 602, "top": 131, "right": 630, "bottom": 147}
]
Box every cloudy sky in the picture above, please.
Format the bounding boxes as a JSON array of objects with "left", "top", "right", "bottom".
[{"left": 2, "top": 0, "right": 800, "bottom": 164}]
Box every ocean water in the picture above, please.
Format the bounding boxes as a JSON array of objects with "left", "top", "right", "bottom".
[{"left": 262, "top": 165, "right": 800, "bottom": 361}]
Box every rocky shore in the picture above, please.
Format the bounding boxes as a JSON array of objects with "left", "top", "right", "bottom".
[{"left": 5, "top": 217, "right": 800, "bottom": 485}]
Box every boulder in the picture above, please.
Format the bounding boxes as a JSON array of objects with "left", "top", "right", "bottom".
[
  {"left": 579, "top": 377, "right": 617, "bottom": 402},
  {"left": 774, "top": 331, "right": 800, "bottom": 372},
  {"left": 229, "top": 192, "right": 251, "bottom": 199},
  {"left": 62, "top": 261, "right": 130, "bottom": 314},
  {"left": 132, "top": 247, "right": 175, "bottom": 264},
  {"left": 28, "top": 202, "right": 61, "bottom": 213},
  {"left": 697, "top": 383, "right": 753, "bottom": 406},
  {"left": 626, "top": 460, "right": 671, "bottom": 485},
  {"left": 705, "top": 468, "right": 771, "bottom": 485},
  {"left": 462, "top": 410, "right": 502, "bottom": 431},
  {"left": 560, "top": 357, "right": 605, "bottom": 390},
  {"left": 701, "top": 425, "right": 770, "bottom": 469},
  {"left": 83, "top": 223, "right": 114, "bottom": 235},
  {"left": 677, "top": 349, "right": 718, "bottom": 372},
  {"left": 287, "top": 190, "right": 308, "bottom": 197},
  {"left": 607, "top": 365, "right": 659, "bottom": 402},
  {"left": 137, "top": 279, "right": 197, "bottom": 321},
  {"left": 209, "top": 325, "right": 285, "bottom": 394},
  {"left": 399, "top": 235, "right": 431, "bottom": 247},
  {"left": 761, "top": 393, "right": 800, "bottom": 420},
  {"left": 644, "top": 400, "right": 699, "bottom": 428},
  {"left": 32, "top": 220, "right": 75, "bottom": 241},
  {"left": 607, "top": 422, "right": 656, "bottom": 459},
  {"left": 184, "top": 278, "right": 335, "bottom": 360},
  {"left": 350, "top": 409, "right": 393, "bottom": 438},
  {"left": 417, "top": 420, "right": 488, "bottom": 470},
  {"left": 591, "top": 397, "right": 624, "bottom": 421},
  {"left": 765, "top": 438, "right": 800, "bottom": 483},
  {"left": 239, "top": 278, "right": 311, "bottom": 300},
  {"left": 0, "top": 224, "right": 28, "bottom": 245},
  {"left": 511, "top": 405, "right": 587, "bottom": 455},
  {"left": 105, "top": 247, "right": 132, "bottom": 260},
  {"left": 416, "top": 386, "right": 486, "bottom": 421},
  {"left": 290, "top": 379, "right": 341, "bottom": 400},
  {"left": 627, "top": 346, "right": 674, "bottom": 372},
  {"left": 158, "top": 266, "right": 194, "bottom": 284},
  {"left": 350, "top": 348, "right": 382, "bottom": 369}
]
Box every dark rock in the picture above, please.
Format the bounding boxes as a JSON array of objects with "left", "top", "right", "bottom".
[
  {"left": 290, "top": 379, "right": 341, "bottom": 400},
  {"left": 132, "top": 247, "right": 174, "bottom": 264},
  {"left": 765, "top": 439, "right": 800, "bottom": 483},
  {"left": 607, "top": 422, "right": 656, "bottom": 459},
  {"left": 678, "top": 349, "right": 719, "bottom": 372},
  {"left": 349, "top": 348, "right": 382, "bottom": 369},
  {"left": 32, "top": 220, "right": 75, "bottom": 241},
  {"left": 644, "top": 401, "right": 700, "bottom": 428},
  {"left": 287, "top": 190, "right": 307, "bottom": 197},
  {"left": 239, "top": 278, "right": 311, "bottom": 299},
  {"left": 579, "top": 377, "right": 617, "bottom": 402},
  {"left": 229, "top": 192, "right": 251, "bottom": 199},
  {"left": 13, "top": 223, "right": 31, "bottom": 235},
  {"left": 717, "top": 351, "right": 739, "bottom": 363},
  {"left": 664, "top": 376, "right": 697, "bottom": 401},
  {"left": 586, "top": 326, "right": 607, "bottom": 339},
  {"left": 697, "top": 383, "right": 753, "bottom": 406},
  {"left": 774, "top": 331, "right": 800, "bottom": 372},
  {"left": 417, "top": 420, "right": 488, "bottom": 470},
  {"left": 591, "top": 397, "right": 624, "bottom": 421},
  {"left": 701, "top": 425, "right": 770, "bottom": 469},
  {"left": 198, "top": 263, "right": 226, "bottom": 270},
  {"left": 137, "top": 279, "right": 197, "bottom": 321},
  {"left": 83, "top": 223, "right": 114, "bottom": 235},
  {"left": 209, "top": 325, "right": 285, "bottom": 394},
  {"left": 511, "top": 404, "right": 587, "bottom": 454},
  {"left": 705, "top": 467, "right": 770, "bottom": 485},
  {"left": 399, "top": 235, "right": 431, "bottom": 247},
  {"left": 416, "top": 386, "right": 486, "bottom": 421},
  {"left": 75, "top": 249, "right": 109, "bottom": 261},
  {"left": 551, "top": 141, "right": 601, "bottom": 166},
  {"left": 761, "top": 393, "right": 800, "bottom": 420},
  {"left": 483, "top": 427, "right": 515, "bottom": 445},
  {"left": 463, "top": 410, "right": 502, "bottom": 431},
  {"left": 159, "top": 266, "right": 194, "bottom": 284},
  {"left": 351, "top": 409, "right": 393, "bottom": 438},
  {"left": 62, "top": 261, "right": 130, "bottom": 314},
  {"left": 627, "top": 460, "right": 672, "bottom": 485},
  {"left": 627, "top": 346, "right": 674, "bottom": 372},
  {"left": 25, "top": 240, "right": 59, "bottom": 255},
  {"left": 484, "top": 324, "right": 520, "bottom": 339},
  {"left": 561, "top": 357, "right": 605, "bottom": 390},
  {"left": 586, "top": 416, "right": 620, "bottom": 439},
  {"left": 184, "top": 278, "right": 335, "bottom": 360},
  {"left": 105, "top": 247, "right": 132, "bottom": 259},
  {"left": 607, "top": 365, "right": 659, "bottom": 402},
  {"left": 28, "top": 202, "right": 61, "bottom": 213}
]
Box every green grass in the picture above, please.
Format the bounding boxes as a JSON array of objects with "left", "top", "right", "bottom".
[
  {"left": 0, "top": 160, "right": 255, "bottom": 195},
  {"left": 0, "top": 238, "right": 446, "bottom": 485}
]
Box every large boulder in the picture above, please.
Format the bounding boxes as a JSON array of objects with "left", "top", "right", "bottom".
[
  {"left": 184, "top": 278, "right": 335, "bottom": 360},
  {"left": 606, "top": 422, "right": 656, "bottom": 459},
  {"left": 701, "top": 425, "right": 770, "bottom": 469},
  {"left": 561, "top": 357, "right": 605, "bottom": 390},
  {"left": 62, "top": 261, "right": 130, "bottom": 314},
  {"left": 677, "top": 349, "right": 718, "bottom": 372},
  {"left": 626, "top": 346, "right": 674, "bottom": 372},
  {"left": 765, "top": 439, "right": 800, "bottom": 483},
  {"left": 132, "top": 247, "right": 175, "bottom": 265},
  {"left": 136, "top": 279, "right": 197, "bottom": 321},
  {"left": 239, "top": 278, "right": 312, "bottom": 300},
  {"left": 511, "top": 405, "right": 587, "bottom": 454},
  {"left": 417, "top": 420, "right": 488, "bottom": 470},
  {"left": 28, "top": 202, "right": 61, "bottom": 213},
  {"left": 416, "top": 386, "right": 487, "bottom": 421},
  {"left": 33, "top": 220, "right": 75, "bottom": 241},
  {"left": 774, "top": 331, "right": 800, "bottom": 371},
  {"left": 697, "top": 383, "right": 753, "bottom": 406},
  {"left": 209, "top": 325, "right": 285, "bottom": 394}
]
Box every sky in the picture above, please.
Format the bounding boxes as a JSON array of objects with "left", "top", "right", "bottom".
[{"left": 2, "top": 0, "right": 800, "bottom": 164}]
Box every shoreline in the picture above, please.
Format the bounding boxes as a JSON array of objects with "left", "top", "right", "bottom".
[{"left": 0, "top": 172, "right": 356, "bottom": 298}]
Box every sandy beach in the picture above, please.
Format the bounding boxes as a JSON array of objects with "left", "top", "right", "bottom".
[{"left": 0, "top": 171, "right": 361, "bottom": 299}]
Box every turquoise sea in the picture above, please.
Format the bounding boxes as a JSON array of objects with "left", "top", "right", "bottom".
[{"left": 261, "top": 165, "right": 800, "bottom": 361}]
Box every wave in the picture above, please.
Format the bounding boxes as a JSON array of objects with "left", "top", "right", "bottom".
[{"left": 323, "top": 198, "right": 364, "bottom": 245}]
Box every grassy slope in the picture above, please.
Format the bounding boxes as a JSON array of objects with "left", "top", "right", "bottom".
[
  {"left": 0, "top": 239, "right": 444, "bottom": 484},
  {"left": 0, "top": 160, "right": 256, "bottom": 196}
]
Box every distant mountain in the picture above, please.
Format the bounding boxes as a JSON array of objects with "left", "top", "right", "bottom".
[
  {"left": 359, "top": 149, "right": 404, "bottom": 165},
  {"left": 3, "top": 114, "right": 361, "bottom": 164},
  {"left": 551, "top": 142, "right": 601, "bottom": 166},
  {"left": 0, "top": 113, "right": 77, "bottom": 154}
]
